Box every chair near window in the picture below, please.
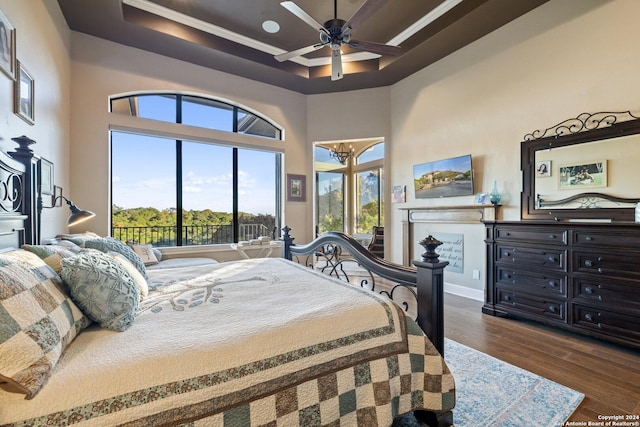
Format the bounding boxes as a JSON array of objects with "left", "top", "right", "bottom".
[{"left": 367, "top": 226, "right": 384, "bottom": 258}]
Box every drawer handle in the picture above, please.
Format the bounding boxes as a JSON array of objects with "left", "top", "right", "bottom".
[
  {"left": 548, "top": 305, "right": 556, "bottom": 313},
  {"left": 548, "top": 234, "right": 556, "bottom": 239},
  {"left": 585, "top": 236, "right": 593, "bottom": 241},
  {"left": 547, "top": 256, "right": 556, "bottom": 262},
  {"left": 584, "top": 258, "right": 600, "bottom": 267},
  {"left": 504, "top": 251, "right": 511, "bottom": 257},
  {"left": 584, "top": 286, "right": 593, "bottom": 294},
  {"left": 548, "top": 281, "right": 556, "bottom": 288},
  {"left": 505, "top": 232, "right": 510, "bottom": 236},
  {"left": 585, "top": 313, "right": 594, "bottom": 321},
  {"left": 503, "top": 295, "right": 511, "bottom": 302}
]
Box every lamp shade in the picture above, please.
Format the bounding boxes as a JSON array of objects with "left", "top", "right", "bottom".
[{"left": 67, "top": 204, "right": 96, "bottom": 226}]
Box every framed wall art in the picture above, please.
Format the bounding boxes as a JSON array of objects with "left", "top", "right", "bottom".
[
  {"left": 0, "top": 9, "right": 15, "bottom": 79},
  {"left": 14, "top": 60, "right": 34, "bottom": 124},
  {"left": 287, "top": 174, "right": 306, "bottom": 202},
  {"left": 38, "top": 157, "right": 54, "bottom": 196},
  {"left": 536, "top": 160, "right": 551, "bottom": 177},
  {"left": 559, "top": 160, "right": 607, "bottom": 189}
]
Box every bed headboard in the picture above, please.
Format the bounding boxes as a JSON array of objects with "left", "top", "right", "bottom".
[{"left": 0, "top": 135, "right": 39, "bottom": 249}]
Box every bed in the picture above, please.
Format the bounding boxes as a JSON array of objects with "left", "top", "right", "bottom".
[{"left": 0, "top": 138, "right": 455, "bottom": 426}]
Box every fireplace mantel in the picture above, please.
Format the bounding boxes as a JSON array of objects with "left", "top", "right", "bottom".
[{"left": 400, "top": 205, "right": 500, "bottom": 265}]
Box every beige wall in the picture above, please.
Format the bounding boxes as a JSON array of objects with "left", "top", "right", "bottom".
[
  {"left": 68, "top": 32, "right": 312, "bottom": 242},
  {"left": 386, "top": 0, "right": 640, "bottom": 297},
  {"left": 0, "top": 0, "right": 71, "bottom": 237}
]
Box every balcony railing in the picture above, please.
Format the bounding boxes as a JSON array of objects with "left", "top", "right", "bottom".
[{"left": 112, "top": 223, "right": 273, "bottom": 247}]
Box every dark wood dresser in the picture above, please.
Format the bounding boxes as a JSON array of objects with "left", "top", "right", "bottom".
[{"left": 483, "top": 221, "right": 640, "bottom": 349}]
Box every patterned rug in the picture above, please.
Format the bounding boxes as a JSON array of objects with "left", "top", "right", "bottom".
[{"left": 394, "top": 339, "right": 584, "bottom": 426}]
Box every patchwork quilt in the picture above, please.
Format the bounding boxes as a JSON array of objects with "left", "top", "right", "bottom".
[{"left": 0, "top": 258, "right": 454, "bottom": 426}]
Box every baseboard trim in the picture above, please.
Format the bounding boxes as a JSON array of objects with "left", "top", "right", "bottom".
[{"left": 444, "top": 282, "right": 483, "bottom": 301}]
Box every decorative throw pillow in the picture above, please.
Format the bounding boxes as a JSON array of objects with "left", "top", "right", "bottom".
[
  {"left": 109, "top": 252, "right": 149, "bottom": 300},
  {"left": 61, "top": 250, "right": 140, "bottom": 332},
  {"left": 84, "top": 237, "right": 148, "bottom": 279},
  {"left": 152, "top": 248, "right": 163, "bottom": 262},
  {"left": 21, "top": 244, "right": 79, "bottom": 274},
  {"left": 128, "top": 243, "right": 159, "bottom": 266},
  {"left": 0, "top": 250, "right": 90, "bottom": 399},
  {"left": 55, "top": 231, "right": 101, "bottom": 247}
]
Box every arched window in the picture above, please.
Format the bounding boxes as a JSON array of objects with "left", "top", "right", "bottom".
[
  {"left": 109, "top": 92, "right": 283, "bottom": 246},
  {"left": 110, "top": 93, "right": 282, "bottom": 139}
]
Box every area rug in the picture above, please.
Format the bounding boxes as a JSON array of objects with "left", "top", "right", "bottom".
[{"left": 394, "top": 339, "right": 584, "bottom": 426}]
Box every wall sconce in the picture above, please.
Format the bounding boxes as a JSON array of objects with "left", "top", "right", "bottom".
[
  {"left": 56, "top": 196, "right": 96, "bottom": 226},
  {"left": 40, "top": 194, "right": 96, "bottom": 226}
]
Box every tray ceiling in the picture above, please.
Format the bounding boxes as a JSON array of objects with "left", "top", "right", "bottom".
[{"left": 57, "top": 0, "right": 548, "bottom": 94}]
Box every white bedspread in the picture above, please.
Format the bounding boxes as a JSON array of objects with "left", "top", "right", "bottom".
[{"left": 1, "top": 258, "right": 454, "bottom": 426}]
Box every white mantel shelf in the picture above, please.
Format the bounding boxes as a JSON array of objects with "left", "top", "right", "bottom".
[
  {"left": 399, "top": 204, "right": 500, "bottom": 265},
  {"left": 399, "top": 204, "right": 500, "bottom": 224}
]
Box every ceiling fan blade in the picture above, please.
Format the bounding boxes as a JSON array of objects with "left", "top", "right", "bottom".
[
  {"left": 342, "top": 0, "right": 388, "bottom": 33},
  {"left": 281, "top": 1, "right": 327, "bottom": 34},
  {"left": 348, "top": 39, "right": 401, "bottom": 56},
  {"left": 275, "top": 43, "right": 325, "bottom": 62},
  {"left": 331, "top": 49, "right": 343, "bottom": 81}
]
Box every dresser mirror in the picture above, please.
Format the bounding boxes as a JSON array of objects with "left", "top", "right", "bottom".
[{"left": 521, "top": 111, "right": 640, "bottom": 221}]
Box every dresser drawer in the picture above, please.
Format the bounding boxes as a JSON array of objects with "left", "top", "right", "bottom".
[
  {"left": 573, "top": 230, "right": 640, "bottom": 250},
  {"left": 495, "top": 226, "right": 567, "bottom": 245},
  {"left": 573, "top": 276, "right": 640, "bottom": 312},
  {"left": 496, "top": 244, "right": 566, "bottom": 270},
  {"left": 573, "top": 304, "right": 640, "bottom": 344},
  {"left": 497, "top": 267, "right": 567, "bottom": 296},
  {"left": 496, "top": 289, "right": 567, "bottom": 322},
  {"left": 573, "top": 251, "right": 640, "bottom": 281}
]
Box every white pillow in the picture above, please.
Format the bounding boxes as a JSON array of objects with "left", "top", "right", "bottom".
[{"left": 109, "top": 252, "right": 149, "bottom": 300}]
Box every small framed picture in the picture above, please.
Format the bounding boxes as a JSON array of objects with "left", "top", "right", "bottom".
[
  {"left": 287, "top": 174, "right": 306, "bottom": 202},
  {"left": 0, "top": 9, "right": 16, "bottom": 80},
  {"left": 38, "top": 158, "right": 54, "bottom": 196},
  {"left": 536, "top": 160, "right": 551, "bottom": 177},
  {"left": 53, "top": 185, "right": 63, "bottom": 207},
  {"left": 14, "top": 60, "right": 34, "bottom": 124},
  {"left": 391, "top": 185, "right": 406, "bottom": 203}
]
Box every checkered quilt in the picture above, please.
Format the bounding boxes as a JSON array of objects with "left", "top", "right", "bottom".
[{"left": 1, "top": 258, "right": 454, "bottom": 426}]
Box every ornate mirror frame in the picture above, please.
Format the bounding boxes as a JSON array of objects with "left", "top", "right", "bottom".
[{"left": 521, "top": 111, "right": 640, "bottom": 222}]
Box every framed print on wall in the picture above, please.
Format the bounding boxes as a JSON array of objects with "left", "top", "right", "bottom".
[
  {"left": 0, "top": 9, "right": 15, "bottom": 79},
  {"left": 14, "top": 60, "right": 34, "bottom": 124},
  {"left": 559, "top": 160, "right": 607, "bottom": 189},
  {"left": 38, "top": 158, "right": 54, "bottom": 196},
  {"left": 287, "top": 174, "right": 306, "bottom": 202}
]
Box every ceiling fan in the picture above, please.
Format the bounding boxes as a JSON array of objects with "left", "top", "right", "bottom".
[{"left": 275, "top": 0, "right": 401, "bottom": 81}]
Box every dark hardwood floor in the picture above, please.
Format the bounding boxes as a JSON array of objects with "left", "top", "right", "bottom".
[{"left": 443, "top": 293, "right": 640, "bottom": 424}]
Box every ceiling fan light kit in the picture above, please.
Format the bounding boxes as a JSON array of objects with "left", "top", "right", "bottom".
[{"left": 277, "top": 0, "right": 400, "bottom": 81}]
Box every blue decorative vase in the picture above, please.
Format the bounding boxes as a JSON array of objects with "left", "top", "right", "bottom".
[{"left": 489, "top": 180, "right": 501, "bottom": 205}]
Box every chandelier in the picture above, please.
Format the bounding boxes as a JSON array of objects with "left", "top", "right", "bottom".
[{"left": 330, "top": 143, "right": 354, "bottom": 164}]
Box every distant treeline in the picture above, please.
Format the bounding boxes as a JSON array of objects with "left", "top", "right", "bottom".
[{"left": 112, "top": 206, "right": 276, "bottom": 228}]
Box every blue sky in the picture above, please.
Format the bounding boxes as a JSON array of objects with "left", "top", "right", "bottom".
[
  {"left": 111, "top": 131, "right": 276, "bottom": 215},
  {"left": 110, "top": 95, "right": 277, "bottom": 215}
]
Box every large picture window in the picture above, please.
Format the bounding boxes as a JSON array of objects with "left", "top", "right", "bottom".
[{"left": 110, "top": 93, "right": 282, "bottom": 246}]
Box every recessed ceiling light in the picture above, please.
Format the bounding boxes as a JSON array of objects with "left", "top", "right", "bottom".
[{"left": 262, "top": 20, "right": 280, "bottom": 33}]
